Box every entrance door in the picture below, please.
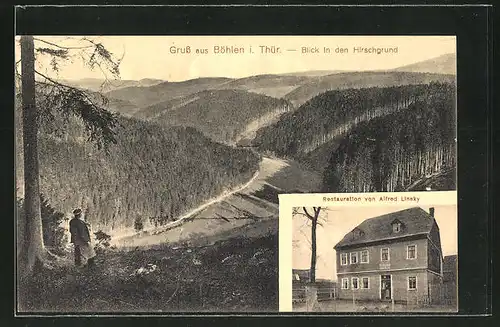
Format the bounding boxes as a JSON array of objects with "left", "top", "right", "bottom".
[{"left": 380, "top": 275, "right": 392, "bottom": 300}]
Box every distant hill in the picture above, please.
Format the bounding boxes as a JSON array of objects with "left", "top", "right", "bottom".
[
  {"left": 281, "top": 70, "right": 345, "bottom": 77},
  {"left": 104, "top": 97, "right": 140, "bottom": 116},
  {"left": 392, "top": 53, "right": 456, "bottom": 75},
  {"left": 84, "top": 91, "right": 140, "bottom": 117},
  {"left": 60, "top": 78, "right": 164, "bottom": 93},
  {"left": 283, "top": 71, "right": 455, "bottom": 106},
  {"left": 106, "top": 77, "right": 233, "bottom": 108},
  {"left": 216, "top": 74, "right": 312, "bottom": 98},
  {"left": 146, "top": 89, "right": 292, "bottom": 144}
]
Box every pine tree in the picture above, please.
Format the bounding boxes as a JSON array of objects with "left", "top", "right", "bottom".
[{"left": 16, "top": 36, "right": 122, "bottom": 275}]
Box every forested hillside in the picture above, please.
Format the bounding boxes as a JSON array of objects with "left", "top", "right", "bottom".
[
  {"left": 104, "top": 97, "right": 140, "bottom": 116},
  {"left": 322, "top": 83, "right": 456, "bottom": 192},
  {"left": 16, "top": 113, "right": 260, "bottom": 232},
  {"left": 150, "top": 89, "right": 293, "bottom": 144},
  {"left": 255, "top": 83, "right": 451, "bottom": 156},
  {"left": 283, "top": 71, "right": 455, "bottom": 106},
  {"left": 133, "top": 93, "right": 204, "bottom": 120},
  {"left": 106, "top": 77, "right": 232, "bottom": 108},
  {"left": 252, "top": 82, "right": 456, "bottom": 192},
  {"left": 85, "top": 91, "right": 139, "bottom": 117}
]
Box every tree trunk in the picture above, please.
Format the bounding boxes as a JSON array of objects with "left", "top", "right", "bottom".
[
  {"left": 20, "top": 35, "right": 45, "bottom": 275},
  {"left": 310, "top": 218, "right": 317, "bottom": 283}
]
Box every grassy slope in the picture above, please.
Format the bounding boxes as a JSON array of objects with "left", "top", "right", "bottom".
[{"left": 19, "top": 231, "right": 278, "bottom": 313}]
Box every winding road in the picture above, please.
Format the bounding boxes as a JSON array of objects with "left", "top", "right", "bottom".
[{"left": 113, "top": 156, "right": 321, "bottom": 248}]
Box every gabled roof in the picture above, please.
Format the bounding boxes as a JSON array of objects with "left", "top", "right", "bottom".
[{"left": 334, "top": 207, "right": 435, "bottom": 249}]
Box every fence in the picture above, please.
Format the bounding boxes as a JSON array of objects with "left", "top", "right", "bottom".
[
  {"left": 292, "top": 282, "right": 336, "bottom": 304},
  {"left": 293, "top": 282, "right": 457, "bottom": 312}
]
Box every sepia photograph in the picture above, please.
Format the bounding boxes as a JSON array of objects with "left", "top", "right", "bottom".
[
  {"left": 15, "top": 35, "right": 456, "bottom": 314},
  {"left": 279, "top": 192, "right": 457, "bottom": 313}
]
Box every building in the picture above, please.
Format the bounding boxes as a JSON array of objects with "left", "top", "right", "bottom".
[
  {"left": 442, "top": 255, "right": 458, "bottom": 305},
  {"left": 443, "top": 255, "right": 457, "bottom": 284},
  {"left": 334, "top": 207, "right": 444, "bottom": 304}
]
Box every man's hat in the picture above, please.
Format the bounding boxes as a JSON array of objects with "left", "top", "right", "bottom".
[{"left": 73, "top": 208, "right": 82, "bottom": 216}]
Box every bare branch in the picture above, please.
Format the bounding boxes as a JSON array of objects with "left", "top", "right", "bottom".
[
  {"left": 292, "top": 211, "right": 309, "bottom": 219},
  {"left": 33, "top": 69, "right": 119, "bottom": 151},
  {"left": 297, "top": 229, "right": 313, "bottom": 248},
  {"left": 34, "top": 70, "right": 100, "bottom": 107},
  {"left": 303, "top": 207, "right": 314, "bottom": 220},
  {"left": 33, "top": 37, "right": 94, "bottom": 50}
]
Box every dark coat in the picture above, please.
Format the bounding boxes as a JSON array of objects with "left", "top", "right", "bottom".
[{"left": 69, "top": 217, "right": 91, "bottom": 244}]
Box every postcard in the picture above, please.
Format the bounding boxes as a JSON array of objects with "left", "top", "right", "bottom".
[{"left": 15, "top": 35, "right": 456, "bottom": 314}]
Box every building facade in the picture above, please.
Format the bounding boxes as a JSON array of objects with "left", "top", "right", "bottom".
[{"left": 334, "top": 207, "right": 444, "bottom": 304}]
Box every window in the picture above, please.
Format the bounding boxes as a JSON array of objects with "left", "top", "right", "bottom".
[
  {"left": 341, "top": 253, "right": 348, "bottom": 265},
  {"left": 351, "top": 277, "right": 359, "bottom": 289},
  {"left": 353, "top": 228, "right": 363, "bottom": 238},
  {"left": 350, "top": 252, "right": 358, "bottom": 264},
  {"left": 393, "top": 223, "right": 401, "bottom": 233},
  {"left": 408, "top": 276, "right": 417, "bottom": 290},
  {"left": 381, "top": 248, "right": 390, "bottom": 261},
  {"left": 361, "top": 277, "right": 370, "bottom": 289},
  {"left": 341, "top": 278, "right": 349, "bottom": 289},
  {"left": 407, "top": 245, "right": 417, "bottom": 259},
  {"left": 360, "top": 250, "right": 369, "bottom": 263}
]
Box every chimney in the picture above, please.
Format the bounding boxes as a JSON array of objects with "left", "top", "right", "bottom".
[{"left": 429, "top": 207, "right": 435, "bottom": 217}]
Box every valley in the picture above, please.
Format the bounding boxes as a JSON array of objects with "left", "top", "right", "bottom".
[{"left": 26, "top": 55, "right": 457, "bottom": 247}]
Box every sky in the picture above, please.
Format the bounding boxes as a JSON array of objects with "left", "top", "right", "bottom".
[
  {"left": 15, "top": 35, "right": 456, "bottom": 82},
  {"left": 292, "top": 205, "right": 458, "bottom": 281}
]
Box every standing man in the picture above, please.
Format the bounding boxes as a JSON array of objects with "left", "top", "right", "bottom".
[{"left": 69, "top": 208, "right": 96, "bottom": 268}]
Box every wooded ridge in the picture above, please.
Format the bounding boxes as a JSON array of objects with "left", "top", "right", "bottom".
[
  {"left": 15, "top": 110, "right": 260, "bottom": 232},
  {"left": 322, "top": 83, "right": 456, "bottom": 192},
  {"left": 252, "top": 82, "right": 456, "bottom": 193},
  {"left": 143, "top": 89, "right": 293, "bottom": 144}
]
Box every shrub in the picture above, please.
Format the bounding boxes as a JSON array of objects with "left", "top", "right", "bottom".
[
  {"left": 134, "top": 216, "right": 144, "bottom": 232},
  {"left": 40, "top": 194, "right": 68, "bottom": 254},
  {"left": 94, "top": 230, "right": 112, "bottom": 254}
]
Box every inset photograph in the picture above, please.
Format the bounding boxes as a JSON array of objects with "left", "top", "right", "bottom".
[{"left": 291, "top": 204, "right": 457, "bottom": 312}]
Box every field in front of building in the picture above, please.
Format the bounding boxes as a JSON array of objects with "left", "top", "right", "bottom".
[{"left": 292, "top": 299, "right": 457, "bottom": 313}]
